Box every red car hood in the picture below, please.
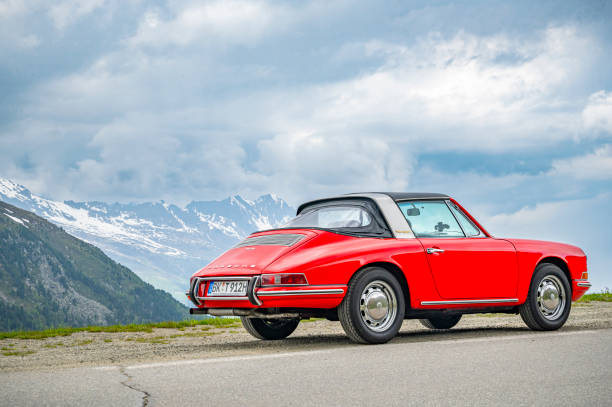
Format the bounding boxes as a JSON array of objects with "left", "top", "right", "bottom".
[{"left": 192, "top": 229, "right": 320, "bottom": 277}]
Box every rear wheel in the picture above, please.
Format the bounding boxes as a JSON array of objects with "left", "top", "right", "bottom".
[
  {"left": 240, "top": 317, "right": 300, "bottom": 340},
  {"left": 519, "top": 263, "right": 571, "bottom": 331},
  {"left": 338, "top": 267, "right": 405, "bottom": 344},
  {"left": 419, "top": 314, "right": 462, "bottom": 330}
]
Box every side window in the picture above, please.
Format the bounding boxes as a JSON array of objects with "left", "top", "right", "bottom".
[
  {"left": 398, "top": 201, "right": 464, "bottom": 238},
  {"left": 448, "top": 202, "right": 482, "bottom": 237}
]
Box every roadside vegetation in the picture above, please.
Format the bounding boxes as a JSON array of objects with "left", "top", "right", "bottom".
[
  {"left": 1, "top": 290, "right": 609, "bottom": 341},
  {"left": 0, "top": 318, "right": 240, "bottom": 340},
  {"left": 577, "top": 288, "right": 611, "bottom": 303}
]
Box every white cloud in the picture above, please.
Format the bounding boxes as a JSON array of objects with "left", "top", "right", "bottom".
[
  {"left": 255, "top": 132, "right": 411, "bottom": 202},
  {"left": 129, "top": 0, "right": 293, "bottom": 48},
  {"left": 582, "top": 90, "right": 612, "bottom": 134},
  {"left": 48, "top": 0, "right": 106, "bottom": 30},
  {"left": 18, "top": 34, "right": 40, "bottom": 48},
  {"left": 550, "top": 145, "right": 612, "bottom": 180},
  {"left": 293, "top": 25, "right": 594, "bottom": 151},
  {"left": 0, "top": 0, "right": 24, "bottom": 18},
  {"left": 11, "top": 21, "right": 605, "bottom": 205},
  {"left": 481, "top": 194, "right": 612, "bottom": 290}
]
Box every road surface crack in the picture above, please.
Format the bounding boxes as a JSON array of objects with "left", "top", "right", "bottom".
[{"left": 119, "top": 367, "right": 151, "bottom": 407}]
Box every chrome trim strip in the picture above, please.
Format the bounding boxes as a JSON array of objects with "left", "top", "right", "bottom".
[
  {"left": 195, "top": 296, "right": 250, "bottom": 301},
  {"left": 189, "top": 279, "right": 201, "bottom": 306},
  {"left": 256, "top": 288, "right": 345, "bottom": 297},
  {"left": 576, "top": 282, "right": 592, "bottom": 288},
  {"left": 248, "top": 275, "right": 262, "bottom": 306},
  {"left": 196, "top": 276, "right": 252, "bottom": 281},
  {"left": 420, "top": 298, "right": 519, "bottom": 305}
]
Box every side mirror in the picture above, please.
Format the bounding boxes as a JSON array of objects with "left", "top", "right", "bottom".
[{"left": 406, "top": 208, "right": 420, "bottom": 216}]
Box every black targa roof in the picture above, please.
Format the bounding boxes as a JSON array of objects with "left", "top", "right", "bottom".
[{"left": 297, "top": 192, "right": 450, "bottom": 214}]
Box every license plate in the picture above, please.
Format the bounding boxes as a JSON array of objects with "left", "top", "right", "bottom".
[{"left": 207, "top": 280, "right": 248, "bottom": 296}]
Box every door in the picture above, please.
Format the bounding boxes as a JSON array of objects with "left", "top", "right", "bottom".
[{"left": 398, "top": 200, "right": 518, "bottom": 299}]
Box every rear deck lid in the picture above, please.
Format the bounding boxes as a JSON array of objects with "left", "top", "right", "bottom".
[{"left": 195, "top": 230, "right": 318, "bottom": 276}]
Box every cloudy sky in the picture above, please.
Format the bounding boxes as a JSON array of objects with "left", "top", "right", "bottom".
[{"left": 1, "top": 0, "right": 611, "bottom": 288}]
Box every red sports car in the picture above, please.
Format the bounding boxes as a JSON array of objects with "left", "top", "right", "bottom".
[{"left": 188, "top": 193, "right": 590, "bottom": 344}]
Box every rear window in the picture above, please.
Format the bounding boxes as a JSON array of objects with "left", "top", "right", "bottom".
[{"left": 283, "top": 206, "right": 372, "bottom": 229}]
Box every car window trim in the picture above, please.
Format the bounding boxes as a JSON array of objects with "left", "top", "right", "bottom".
[
  {"left": 444, "top": 200, "right": 485, "bottom": 238},
  {"left": 399, "top": 199, "right": 466, "bottom": 239}
]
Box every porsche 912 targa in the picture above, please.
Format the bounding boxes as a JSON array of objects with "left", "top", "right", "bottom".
[{"left": 187, "top": 193, "right": 590, "bottom": 344}]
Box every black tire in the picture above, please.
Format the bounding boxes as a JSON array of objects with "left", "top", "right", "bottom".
[
  {"left": 338, "top": 267, "right": 405, "bottom": 344},
  {"left": 419, "top": 314, "right": 462, "bottom": 330},
  {"left": 519, "top": 263, "right": 571, "bottom": 331},
  {"left": 240, "top": 317, "right": 300, "bottom": 340}
]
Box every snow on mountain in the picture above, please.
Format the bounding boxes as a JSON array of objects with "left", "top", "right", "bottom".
[{"left": 0, "top": 178, "right": 295, "bottom": 302}]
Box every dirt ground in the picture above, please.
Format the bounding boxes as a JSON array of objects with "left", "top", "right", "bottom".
[{"left": 1, "top": 301, "right": 611, "bottom": 372}]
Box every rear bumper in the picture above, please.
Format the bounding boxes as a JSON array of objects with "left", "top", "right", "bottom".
[
  {"left": 188, "top": 275, "right": 346, "bottom": 310},
  {"left": 572, "top": 279, "right": 591, "bottom": 301}
]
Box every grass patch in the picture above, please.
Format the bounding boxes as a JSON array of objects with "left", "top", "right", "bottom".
[
  {"left": 103, "top": 338, "right": 112, "bottom": 343},
  {"left": 578, "top": 289, "right": 612, "bottom": 303},
  {"left": 0, "top": 318, "right": 240, "bottom": 340},
  {"left": 133, "top": 336, "right": 169, "bottom": 344},
  {"left": 2, "top": 350, "right": 35, "bottom": 357}
]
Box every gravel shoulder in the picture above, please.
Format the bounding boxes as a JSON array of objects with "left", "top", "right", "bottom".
[{"left": 1, "top": 301, "right": 611, "bottom": 373}]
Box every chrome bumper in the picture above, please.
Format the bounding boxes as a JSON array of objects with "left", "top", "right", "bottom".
[
  {"left": 189, "top": 276, "right": 346, "bottom": 308},
  {"left": 189, "top": 276, "right": 261, "bottom": 306}
]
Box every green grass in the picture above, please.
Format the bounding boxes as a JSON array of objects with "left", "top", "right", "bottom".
[
  {"left": 578, "top": 289, "right": 612, "bottom": 303},
  {"left": 131, "top": 336, "right": 169, "bottom": 344},
  {"left": 302, "top": 318, "right": 324, "bottom": 323},
  {"left": 2, "top": 350, "right": 35, "bottom": 357},
  {"left": 0, "top": 318, "right": 240, "bottom": 340}
]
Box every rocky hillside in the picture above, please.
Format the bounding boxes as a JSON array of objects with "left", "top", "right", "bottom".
[
  {"left": 0, "top": 178, "right": 295, "bottom": 302},
  {"left": 0, "top": 201, "right": 187, "bottom": 331}
]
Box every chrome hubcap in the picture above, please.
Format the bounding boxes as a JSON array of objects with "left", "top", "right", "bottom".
[
  {"left": 537, "top": 275, "right": 566, "bottom": 320},
  {"left": 359, "top": 280, "right": 397, "bottom": 332}
]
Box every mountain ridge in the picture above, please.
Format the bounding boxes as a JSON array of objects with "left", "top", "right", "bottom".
[
  {"left": 0, "top": 177, "right": 295, "bottom": 302},
  {"left": 0, "top": 201, "right": 187, "bottom": 331}
]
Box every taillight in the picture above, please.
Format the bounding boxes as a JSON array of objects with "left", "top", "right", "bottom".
[
  {"left": 581, "top": 272, "right": 588, "bottom": 280},
  {"left": 260, "top": 273, "right": 308, "bottom": 286}
]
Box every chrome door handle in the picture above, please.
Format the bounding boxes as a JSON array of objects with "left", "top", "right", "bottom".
[{"left": 426, "top": 248, "right": 445, "bottom": 254}]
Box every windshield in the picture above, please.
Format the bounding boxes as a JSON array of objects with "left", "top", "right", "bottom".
[{"left": 283, "top": 205, "right": 373, "bottom": 229}]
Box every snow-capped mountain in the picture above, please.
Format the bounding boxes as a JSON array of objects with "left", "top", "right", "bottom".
[{"left": 0, "top": 178, "right": 294, "bottom": 302}]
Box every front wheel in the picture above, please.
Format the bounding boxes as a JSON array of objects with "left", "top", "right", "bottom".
[
  {"left": 420, "top": 314, "right": 462, "bottom": 330},
  {"left": 338, "top": 267, "right": 405, "bottom": 344},
  {"left": 240, "top": 317, "right": 300, "bottom": 340},
  {"left": 519, "top": 263, "right": 571, "bottom": 331}
]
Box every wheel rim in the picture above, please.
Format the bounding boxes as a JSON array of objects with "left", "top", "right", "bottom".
[
  {"left": 359, "top": 280, "right": 397, "bottom": 332},
  {"left": 536, "top": 275, "right": 566, "bottom": 321}
]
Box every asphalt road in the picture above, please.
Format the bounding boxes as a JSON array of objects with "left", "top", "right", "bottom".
[{"left": 2, "top": 328, "right": 611, "bottom": 407}]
